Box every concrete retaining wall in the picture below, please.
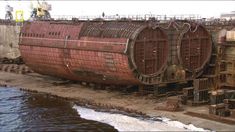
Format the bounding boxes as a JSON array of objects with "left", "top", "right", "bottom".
[{"left": 0, "top": 25, "right": 20, "bottom": 59}]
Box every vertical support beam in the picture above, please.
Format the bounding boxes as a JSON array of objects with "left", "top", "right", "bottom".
[
  {"left": 153, "top": 85, "right": 159, "bottom": 96},
  {"left": 138, "top": 85, "right": 145, "bottom": 95}
]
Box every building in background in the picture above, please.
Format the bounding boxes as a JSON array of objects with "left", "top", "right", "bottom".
[{"left": 221, "top": 11, "right": 235, "bottom": 20}]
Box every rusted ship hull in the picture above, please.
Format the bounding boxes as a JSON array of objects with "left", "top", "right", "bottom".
[
  {"left": 20, "top": 40, "right": 140, "bottom": 85},
  {"left": 19, "top": 21, "right": 169, "bottom": 85},
  {"left": 19, "top": 20, "right": 214, "bottom": 86}
]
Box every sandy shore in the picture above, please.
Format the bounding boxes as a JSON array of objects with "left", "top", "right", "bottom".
[{"left": 0, "top": 72, "right": 234, "bottom": 131}]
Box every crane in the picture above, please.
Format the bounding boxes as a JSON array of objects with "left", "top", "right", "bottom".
[
  {"left": 30, "top": 0, "right": 51, "bottom": 20},
  {"left": 5, "top": 4, "right": 13, "bottom": 20}
]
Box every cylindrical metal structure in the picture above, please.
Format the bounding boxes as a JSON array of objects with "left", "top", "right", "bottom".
[
  {"left": 156, "top": 21, "right": 213, "bottom": 83},
  {"left": 178, "top": 24, "right": 212, "bottom": 77},
  {"left": 19, "top": 21, "right": 169, "bottom": 85}
]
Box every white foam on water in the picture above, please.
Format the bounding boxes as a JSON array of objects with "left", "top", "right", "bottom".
[
  {"left": 73, "top": 105, "right": 208, "bottom": 131},
  {"left": 158, "top": 117, "right": 207, "bottom": 131}
]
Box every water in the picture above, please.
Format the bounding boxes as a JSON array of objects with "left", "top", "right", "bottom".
[
  {"left": 0, "top": 87, "right": 117, "bottom": 131},
  {"left": 73, "top": 106, "right": 207, "bottom": 131},
  {"left": 0, "top": 87, "right": 207, "bottom": 131}
]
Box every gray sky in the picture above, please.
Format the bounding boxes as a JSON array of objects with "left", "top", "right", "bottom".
[{"left": 1, "top": 1, "right": 235, "bottom": 20}]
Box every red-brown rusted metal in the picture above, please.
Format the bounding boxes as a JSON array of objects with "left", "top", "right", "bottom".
[
  {"left": 133, "top": 27, "right": 168, "bottom": 75},
  {"left": 154, "top": 96, "right": 182, "bottom": 111},
  {"left": 19, "top": 21, "right": 169, "bottom": 85},
  {"left": 179, "top": 25, "right": 212, "bottom": 76}
]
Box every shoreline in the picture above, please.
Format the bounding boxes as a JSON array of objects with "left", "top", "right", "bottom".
[{"left": 1, "top": 72, "right": 235, "bottom": 131}]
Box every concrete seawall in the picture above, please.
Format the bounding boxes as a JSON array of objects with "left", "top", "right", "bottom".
[{"left": 0, "top": 24, "right": 20, "bottom": 59}]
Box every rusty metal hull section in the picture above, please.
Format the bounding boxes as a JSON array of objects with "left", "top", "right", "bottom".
[
  {"left": 19, "top": 21, "right": 169, "bottom": 85},
  {"left": 179, "top": 25, "right": 212, "bottom": 77},
  {"left": 133, "top": 28, "right": 168, "bottom": 75},
  {"left": 151, "top": 21, "right": 214, "bottom": 84}
]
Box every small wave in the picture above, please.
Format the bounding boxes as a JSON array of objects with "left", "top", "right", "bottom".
[{"left": 73, "top": 105, "right": 208, "bottom": 131}]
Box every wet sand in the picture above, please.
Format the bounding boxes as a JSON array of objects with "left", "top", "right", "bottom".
[{"left": 0, "top": 72, "right": 234, "bottom": 131}]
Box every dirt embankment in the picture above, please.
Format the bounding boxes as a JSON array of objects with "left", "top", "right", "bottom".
[{"left": 0, "top": 72, "right": 235, "bottom": 131}]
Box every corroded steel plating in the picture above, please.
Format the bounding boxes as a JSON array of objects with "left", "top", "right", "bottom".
[
  {"left": 19, "top": 21, "right": 169, "bottom": 85},
  {"left": 156, "top": 21, "right": 213, "bottom": 83},
  {"left": 179, "top": 24, "right": 212, "bottom": 76}
]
